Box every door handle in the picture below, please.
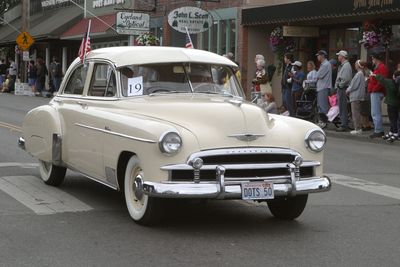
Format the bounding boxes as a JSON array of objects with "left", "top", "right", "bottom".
[
  {"left": 53, "top": 98, "right": 63, "bottom": 104},
  {"left": 77, "top": 101, "right": 88, "bottom": 108}
]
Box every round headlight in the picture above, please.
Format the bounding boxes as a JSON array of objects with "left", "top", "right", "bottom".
[
  {"left": 305, "top": 129, "right": 326, "bottom": 152},
  {"left": 159, "top": 132, "right": 182, "bottom": 155}
]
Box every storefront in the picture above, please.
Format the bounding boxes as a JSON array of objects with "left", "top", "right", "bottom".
[{"left": 242, "top": 0, "right": 400, "bottom": 100}]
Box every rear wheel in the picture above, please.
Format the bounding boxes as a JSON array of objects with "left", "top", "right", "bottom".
[
  {"left": 267, "top": 194, "right": 308, "bottom": 220},
  {"left": 38, "top": 160, "right": 66, "bottom": 186},
  {"left": 124, "top": 156, "right": 164, "bottom": 225}
]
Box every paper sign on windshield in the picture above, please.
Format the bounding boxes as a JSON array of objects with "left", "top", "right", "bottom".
[{"left": 127, "top": 76, "right": 143, "bottom": 96}]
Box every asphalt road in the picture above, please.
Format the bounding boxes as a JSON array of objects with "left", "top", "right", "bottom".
[{"left": 0, "top": 93, "right": 399, "bottom": 267}]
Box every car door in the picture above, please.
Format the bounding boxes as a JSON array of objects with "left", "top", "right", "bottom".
[{"left": 55, "top": 62, "right": 107, "bottom": 180}]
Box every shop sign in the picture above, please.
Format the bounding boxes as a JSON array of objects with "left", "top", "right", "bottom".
[
  {"left": 41, "top": 0, "right": 69, "bottom": 8},
  {"left": 168, "top": 6, "right": 212, "bottom": 34},
  {"left": 353, "top": 0, "right": 394, "bottom": 11},
  {"left": 93, "top": 0, "right": 125, "bottom": 8},
  {"left": 116, "top": 12, "right": 150, "bottom": 35},
  {"left": 283, "top": 26, "right": 319, "bottom": 37}
]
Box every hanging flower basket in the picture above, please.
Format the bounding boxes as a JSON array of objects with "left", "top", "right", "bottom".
[
  {"left": 136, "top": 32, "right": 160, "bottom": 46},
  {"left": 269, "top": 26, "right": 296, "bottom": 73},
  {"left": 359, "top": 20, "right": 392, "bottom": 49}
]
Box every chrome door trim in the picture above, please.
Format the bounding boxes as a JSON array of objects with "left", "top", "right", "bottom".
[{"left": 75, "top": 123, "right": 157, "bottom": 144}]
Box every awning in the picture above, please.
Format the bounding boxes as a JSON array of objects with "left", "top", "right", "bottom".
[
  {"left": 242, "top": 0, "right": 400, "bottom": 26},
  {"left": 29, "top": 5, "right": 82, "bottom": 40},
  {"left": 0, "top": 18, "right": 22, "bottom": 44},
  {"left": 0, "top": 5, "right": 82, "bottom": 46},
  {"left": 61, "top": 14, "right": 117, "bottom": 40}
]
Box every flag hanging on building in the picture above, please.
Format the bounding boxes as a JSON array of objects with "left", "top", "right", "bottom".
[
  {"left": 185, "top": 27, "right": 194, "bottom": 49},
  {"left": 78, "top": 19, "right": 92, "bottom": 63}
]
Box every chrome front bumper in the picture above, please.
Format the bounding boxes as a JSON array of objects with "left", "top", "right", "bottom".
[{"left": 142, "top": 168, "right": 331, "bottom": 199}]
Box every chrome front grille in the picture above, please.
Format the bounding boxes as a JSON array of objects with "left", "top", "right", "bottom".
[{"left": 162, "top": 148, "right": 318, "bottom": 183}]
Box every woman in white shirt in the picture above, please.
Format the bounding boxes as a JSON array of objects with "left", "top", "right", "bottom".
[{"left": 303, "top": 61, "right": 318, "bottom": 89}]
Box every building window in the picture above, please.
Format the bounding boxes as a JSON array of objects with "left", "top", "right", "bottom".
[{"left": 200, "top": 18, "right": 236, "bottom": 57}]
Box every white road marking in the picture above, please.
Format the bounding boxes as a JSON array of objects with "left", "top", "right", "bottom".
[
  {"left": 327, "top": 173, "right": 400, "bottom": 200},
  {"left": 0, "top": 162, "right": 39, "bottom": 168},
  {"left": 0, "top": 176, "right": 93, "bottom": 215}
]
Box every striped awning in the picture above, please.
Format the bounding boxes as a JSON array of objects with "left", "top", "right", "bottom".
[{"left": 242, "top": 0, "right": 400, "bottom": 26}]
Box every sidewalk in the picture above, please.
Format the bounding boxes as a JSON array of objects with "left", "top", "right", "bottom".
[{"left": 323, "top": 116, "right": 400, "bottom": 146}]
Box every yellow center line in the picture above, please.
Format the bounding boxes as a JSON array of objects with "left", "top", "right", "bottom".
[{"left": 0, "top": 121, "right": 22, "bottom": 133}]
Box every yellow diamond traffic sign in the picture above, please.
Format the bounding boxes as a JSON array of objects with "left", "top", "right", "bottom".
[{"left": 16, "top": 31, "right": 34, "bottom": 51}]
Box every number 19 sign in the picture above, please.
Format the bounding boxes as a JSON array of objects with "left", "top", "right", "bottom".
[{"left": 127, "top": 76, "right": 143, "bottom": 96}]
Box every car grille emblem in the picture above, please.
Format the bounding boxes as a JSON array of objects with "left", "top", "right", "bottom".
[{"left": 228, "top": 133, "right": 265, "bottom": 142}]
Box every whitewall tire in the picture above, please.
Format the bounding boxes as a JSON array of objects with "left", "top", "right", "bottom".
[
  {"left": 38, "top": 160, "right": 67, "bottom": 186},
  {"left": 124, "top": 156, "right": 164, "bottom": 225}
]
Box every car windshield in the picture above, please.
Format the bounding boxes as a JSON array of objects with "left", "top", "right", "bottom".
[{"left": 119, "top": 63, "right": 244, "bottom": 98}]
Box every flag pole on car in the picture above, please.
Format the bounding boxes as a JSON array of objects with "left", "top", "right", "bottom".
[
  {"left": 78, "top": 19, "right": 92, "bottom": 64},
  {"left": 185, "top": 26, "right": 194, "bottom": 49}
]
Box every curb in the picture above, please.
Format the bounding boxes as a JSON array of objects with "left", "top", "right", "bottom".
[{"left": 324, "top": 129, "right": 400, "bottom": 146}]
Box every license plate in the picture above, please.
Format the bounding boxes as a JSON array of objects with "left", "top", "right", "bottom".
[{"left": 241, "top": 182, "right": 274, "bottom": 200}]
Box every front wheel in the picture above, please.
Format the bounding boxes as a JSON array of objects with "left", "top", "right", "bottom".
[
  {"left": 124, "top": 156, "right": 164, "bottom": 225},
  {"left": 266, "top": 194, "right": 308, "bottom": 220},
  {"left": 38, "top": 160, "right": 66, "bottom": 186}
]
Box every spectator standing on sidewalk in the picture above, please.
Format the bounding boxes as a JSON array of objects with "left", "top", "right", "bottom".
[
  {"left": 334, "top": 50, "right": 353, "bottom": 132},
  {"left": 281, "top": 53, "right": 294, "bottom": 116},
  {"left": 368, "top": 53, "right": 388, "bottom": 138},
  {"left": 8, "top": 57, "right": 17, "bottom": 92},
  {"left": 0, "top": 59, "right": 7, "bottom": 85},
  {"left": 315, "top": 50, "right": 332, "bottom": 127},
  {"left": 289, "top": 61, "right": 305, "bottom": 112},
  {"left": 35, "top": 57, "right": 48, "bottom": 96},
  {"left": 346, "top": 60, "right": 367, "bottom": 135},
  {"left": 49, "top": 56, "right": 62, "bottom": 95},
  {"left": 27, "top": 60, "right": 37, "bottom": 94},
  {"left": 375, "top": 71, "right": 400, "bottom": 142}
]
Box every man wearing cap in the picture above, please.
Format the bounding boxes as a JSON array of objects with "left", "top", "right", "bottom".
[
  {"left": 289, "top": 61, "right": 305, "bottom": 112},
  {"left": 368, "top": 52, "right": 389, "bottom": 138},
  {"left": 315, "top": 50, "right": 332, "bottom": 127},
  {"left": 281, "top": 53, "right": 295, "bottom": 116},
  {"left": 334, "top": 50, "right": 353, "bottom": 131}
]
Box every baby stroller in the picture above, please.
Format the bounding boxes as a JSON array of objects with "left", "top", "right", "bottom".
[{"left": 295, "top": 81, "right": 318, "bottom": 123}]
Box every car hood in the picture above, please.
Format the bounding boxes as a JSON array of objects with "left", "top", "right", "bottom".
[{"left": 115, "top": 95, "right": 310, "bottom": 150}]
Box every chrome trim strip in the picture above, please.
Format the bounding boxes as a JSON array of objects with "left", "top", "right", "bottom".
[
  {"left": 228, "top": 133, "right": 265, "bottom": 141},
  {"left": 75, "top": 123, "right": 156, "bottom": 143},
  {"left": 161, "top": 161, "right": 320, "bottom": 171},
  {"left": 142, "top": 176, "right": 331, "bottom": 199},
  {"left": 187, "top": 147, "right": 300, "bottom": 163},
  {"left": 224, "top": 176, "right": 290, "bottom": 182}
]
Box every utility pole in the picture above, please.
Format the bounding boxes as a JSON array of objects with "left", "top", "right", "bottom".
[{"left": 21, "top": 0, "right": 30, "bottom": 83}]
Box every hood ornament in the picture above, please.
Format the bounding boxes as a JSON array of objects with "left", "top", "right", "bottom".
[{"left": 228, "top": 133, "right": 265, "bottom": 142}]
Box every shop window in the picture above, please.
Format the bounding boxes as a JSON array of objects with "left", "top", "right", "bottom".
[{"left": 200, "top": 18, "right": 236, "bottom": 58}]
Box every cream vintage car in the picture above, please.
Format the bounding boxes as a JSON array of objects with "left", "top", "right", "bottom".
[{"left": 19, "top": 47, "right": 331, "bottom": 225}]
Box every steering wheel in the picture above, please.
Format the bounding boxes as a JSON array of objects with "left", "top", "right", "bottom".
[
  {"left": 146, "top": 87, "right": 171, "bottom": 94},
  {"left": 192, "top": 83, "right": 213, "bottom": 92}
]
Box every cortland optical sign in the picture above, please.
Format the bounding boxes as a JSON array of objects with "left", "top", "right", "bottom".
[
  {"left": 168, "top": 6, "right": 212, "bottom": 34},
  {"left": 116, "top": 12, "right": 150, "bottom": 35}
]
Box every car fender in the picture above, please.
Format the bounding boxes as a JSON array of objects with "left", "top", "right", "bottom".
[{"left": 22, "top": 105, "right": 62, "bottom": 163}]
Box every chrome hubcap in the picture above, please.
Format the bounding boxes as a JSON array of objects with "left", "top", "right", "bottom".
[{"left": 133, "top": 174, "right": 144, "bottom": 200}]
